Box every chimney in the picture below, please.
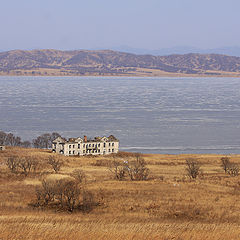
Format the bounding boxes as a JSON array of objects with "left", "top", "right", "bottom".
[{"left": 84, "top": 135, "right": 87, "bottom": 142}]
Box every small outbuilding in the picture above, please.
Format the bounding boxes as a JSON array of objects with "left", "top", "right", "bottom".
[{"left": 0, "top": 145, "right": 5, "bottom": 151}]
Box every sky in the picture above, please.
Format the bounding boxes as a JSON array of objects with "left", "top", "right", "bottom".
[{"left": 1, "top": 0, "right": 240, "bottom": 51}]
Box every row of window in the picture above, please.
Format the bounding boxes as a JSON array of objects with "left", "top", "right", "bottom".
[
  {"left": 68, "top": 149, "right": 115, "bottom": 155},
  {"left": 68, "top": 142, "right": 115, "bottom": 149}
]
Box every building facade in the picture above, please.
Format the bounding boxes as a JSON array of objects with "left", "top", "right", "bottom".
[{"left": 52, "top": 135, "right": 119, "bottom": 156}]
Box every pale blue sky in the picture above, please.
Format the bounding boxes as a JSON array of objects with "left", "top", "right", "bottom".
[{"left": 1, "top": 0, "right": 240, "bottom": 51}]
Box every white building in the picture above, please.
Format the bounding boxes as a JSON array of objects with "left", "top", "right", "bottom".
[
  {"left": 52, "top": 135, "right": 119, "bottom": 156},
  {"left": 0, "top": 145, "right": 5, "bottom": 151}
]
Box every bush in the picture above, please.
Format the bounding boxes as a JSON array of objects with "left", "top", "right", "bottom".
[
  {"left": 109, "top": 160, "right": 127, "bottom": 181},
  {"left": 18, "top": 157, "right": 39, "bottom": 176},
  {"left": 221, "top": 157, "right": 230, "bottom": 173},
  {"left": 185, "top": 159, "right": 201, "bottom": 179},
  {"left": 6, "top": 156, "right": 19, "bottom": 173},
  {"left": 127, "top": 153, "right": 149, "bottom": 181},
  {"left": 6, "top": 156, "right": 39, "bottom": 175},
  {"left": 71, "top": 169, "right": 86, "bottom": 184},
  {"left": 35, "top": 170, "right": 96, "bottom": 212},
  {"left": 227, "top": 163, "right": 239, "bottom": 176},
  {"left": 220, "top": 157, "right": 239, "bottom": 176},
  {"left": 109, "top": 153, "right": 149, "bottom": 181},
  {"left": 48, "top": 156, "right": 63, "bottom": 173}
]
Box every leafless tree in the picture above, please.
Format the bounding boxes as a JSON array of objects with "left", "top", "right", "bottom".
[
  {"left": 227, "top": 163, "right": 239, "bottom": 176},
  {"left": 0, "top": 131, "right": 7, "bottom": 145},
  {"left": 186, "top": 159, "right": 201, "bottom": 179},
  {"left": 221, "top": 157, "right": 230, "bottom": 173},
  {"left": 32, "top": 132, "right": 61, "bottom": 149},
  {"left": 109, "top": 160, "right": 127, "bottom": 181},
  {"left": 21, "top": 141, "right": 32, "bottom": 148},
  {"left": 36, "top": 178, "right": 83, "bottom": 212},
  {"left": 71, "top": 169, "right": 86, "bottom": 184},
  {"left": 36, "top": 179, "right": 56, "bottom": 205},
  {"left": 48, "top": 156, "right": 63, "bottom": 173},
  {"left": 6, "top": 156, "right": 19, "bottom": 173},
  {"left": 127, "top": 153, "right": 149, "bottom": 181},
  {"left": 18, "top": 157, "right": 39, "bottom": 175}
]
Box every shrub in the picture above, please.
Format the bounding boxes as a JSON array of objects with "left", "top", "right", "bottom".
[
  {"left": 71, "top": 169, "right": 86, "bottom": 184},
  {"left": 221, "top": 157, "right": 230, "bottom": 173},
  {"left": 227, "top": 163, "right": 239, "bottom": 176},
  {"left": 35, "top": 170, "right": 96, "bottom": 212},
  {"left": 18, "top": 157, "right": 39, "bottom": 176},
  {"left": 109, "top": 160, "right": 127, "bottom": 181},
  {"left": 6, "top": 156, "right": 19, "bottom": 173},
  {"left": 126, "top": 153, "right": 149, "bottom": 181},
  {"left": 185, "top": 159, "right": 201, "bottom": 179},
  {"left": 48, "top": 156, "right": 63, "bottom": 173}
]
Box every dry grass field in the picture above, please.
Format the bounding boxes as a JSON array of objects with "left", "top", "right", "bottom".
[{"left": 1, "top": 147, "right": 240, "bottom": 239}]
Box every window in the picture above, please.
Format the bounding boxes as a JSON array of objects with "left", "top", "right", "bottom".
[
  {"left": 112, "top": 143, "right": 114, "bottom": 146},
  {"left": 98, "top": 149, "right": 100, "bottom": 153},
  {"left": 108, "top": 149, "right": 111, "bottom": 152},
  {"left": 69, "top": 145, "right": 71, "bottom": 148},
  {"left": 89, "top": 144, "right": 91, "bottom": 147},
  {"left": 112, "top": 149, "right": 114, "bottom": 152},
  {"left": 92, "top": 144, "right": 94, "bottom": 147},
  {"left": 109, "top": 143, "right": 111, "bottom": 147},
  {"left": 69, "top": 151, "right": 71, "bottom": 154},
  {"left": 83, "top": 144, "right": 85, "bottom": 148},
  {"left": 73, "top": 145, "right": 75, "bottom": 148},
  {"left": 73, "top": 150, "right": 75, "bottom": 154},
  {"left": 83, "top": 150, "right": 85, "bottom": 153},
  {"left": 78, "top": 144, "right": 80, "bottom": 149},
  {"left": 98, "top": 143, "right": 100, "bottom": 147},
  {"left": 104, "top": 143, "right": 106, "bottom": 148}
]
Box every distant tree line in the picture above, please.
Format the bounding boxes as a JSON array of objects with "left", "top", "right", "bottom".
[{"left": 0, "top": 130, "right": 61, "bottom": 149}]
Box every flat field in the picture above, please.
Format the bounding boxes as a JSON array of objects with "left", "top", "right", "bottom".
[{"left": 1, "top": 147, "right": 240, "bottom": 240}]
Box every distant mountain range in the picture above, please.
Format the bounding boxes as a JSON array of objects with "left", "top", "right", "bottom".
[
  {"left": 110, "top": 46, "right": 240, "bottom": 57},
  {"left": 1, "top": 49, "right": 240, "bottom": 77}
]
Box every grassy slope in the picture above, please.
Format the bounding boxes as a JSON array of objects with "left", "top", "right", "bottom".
[{"left": 1, "top": 147, "right": 240, "bottom": 240}]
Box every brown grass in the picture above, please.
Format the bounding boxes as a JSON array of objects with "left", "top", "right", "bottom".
[{"left": 1, "top": 147, "right": 240, "bottom": 239}]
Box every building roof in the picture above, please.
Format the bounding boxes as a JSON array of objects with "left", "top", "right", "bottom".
[{"left": 53, "top": 135, "right": 119, "bottom": 144}]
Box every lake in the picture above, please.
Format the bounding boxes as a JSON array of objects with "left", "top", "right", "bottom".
[{"left": 1, "top": 76, "right": 240, "bottom": 154}]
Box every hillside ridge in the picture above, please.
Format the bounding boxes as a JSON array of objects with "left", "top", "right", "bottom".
[{"left": 1, "top": 49, "right": 240, "bottom": 77}]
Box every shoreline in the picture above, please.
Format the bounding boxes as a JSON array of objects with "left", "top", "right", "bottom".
[{"left": 1, "top": 72, "right": 240, "bottom": 78}]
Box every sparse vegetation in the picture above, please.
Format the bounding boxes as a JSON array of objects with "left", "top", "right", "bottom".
[
  {"left": 47, "top": 155, "right": 63, "bottom": 173},
  {"left": 221, "top": 156, "right": 230, "bottom": 173},
  {"left": 185, "top": 158, "right": 201, "bottom": 179},
  {"left": 1, "top": 147, "right": 240, "bottom": 239},
  {"left": 221, "top": 157, "right": 239, "bottom": 176}
]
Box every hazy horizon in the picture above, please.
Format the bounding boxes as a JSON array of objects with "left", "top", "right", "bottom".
[{"left": 1, "top": 0, "right": 240, "bottom": 52}]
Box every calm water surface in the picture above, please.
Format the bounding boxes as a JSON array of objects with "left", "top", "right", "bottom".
[{"left": 1, "top": 76, "right": 240, "bottom": 154}]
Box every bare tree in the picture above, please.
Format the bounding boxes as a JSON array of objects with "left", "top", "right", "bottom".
[
  {"left": 127, "top": 153, "right": 149, "bottom": 181},
  {"left": 221, "top": 157, "right": 230, "bottom": 173},
  {"left": 21, "top": 141, "right": 32, "bottom": 148},
  {"left": 18, "top": 157, "right": 39, "bottom": 175},
  {"left": 227, "top": 163, "right": 239, "bottom": 176},
  {"left": 0, "top": 131, "right": 7, "bottom": 145},
  {"left": 6, "top": 156, "right": 19, "bottom": 173},
  {"left": 109, "top": 160, "right": 127, "bottom": 181},
  {"left": 48, "top": 156, "right": 63, "bottom": 173},
  {"left": 71, "top": 169, "right": 86, "bottom": 184},
  {"left": 32, "top": 132, "right": 61, "bottom": 149},
  {"left": 186, "top": 159, "right": 201, "bottom": 179},
  {"left": 36, "top": 179, "right": 56, "bottom": 205},
  {"left": 36, "top": 178, "right": 83, "bottom": 212}
]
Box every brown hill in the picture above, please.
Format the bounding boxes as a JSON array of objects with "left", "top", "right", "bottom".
[{"left": 1, "top": 49, "right": 240, "bottom": 76}]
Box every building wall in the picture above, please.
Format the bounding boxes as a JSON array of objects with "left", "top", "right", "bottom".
[
  {"left": 52, "top": 139, "right": 119, "bottom": 156},
  {"left": 0, "top": 145, "right": 5, "bottom": 151}
]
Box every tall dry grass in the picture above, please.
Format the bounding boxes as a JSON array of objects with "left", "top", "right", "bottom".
[{"left": 1, "top": 147, "right": 240, "bottom": 239}]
